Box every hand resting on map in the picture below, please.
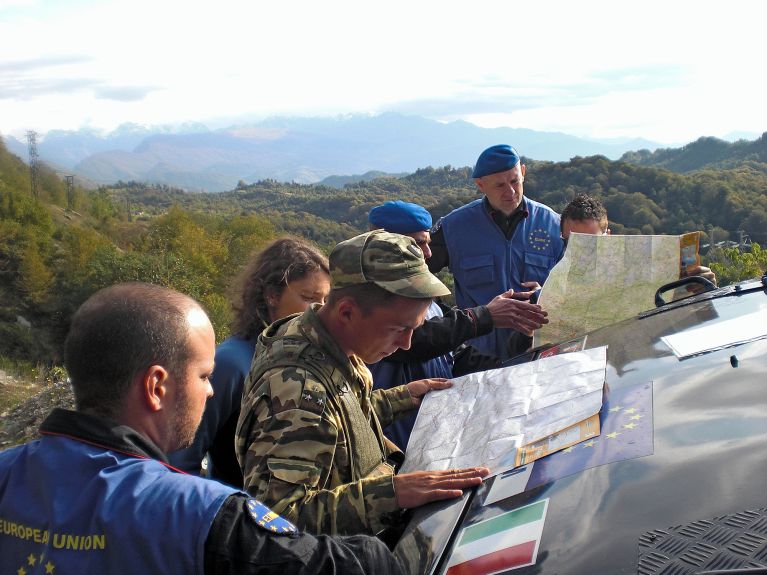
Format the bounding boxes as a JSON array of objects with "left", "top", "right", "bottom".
[
  {"left": 406, "top": 378, "right": 451, "bottom": 406},
  {"left": 393, "top": 467, "right": 490, "bottom": 509}
]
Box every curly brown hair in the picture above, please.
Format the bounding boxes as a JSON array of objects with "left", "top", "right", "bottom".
[
  {"left": 231, "top": 237, "right": 329, "bottom": 339},
  {"left": 560, "top": 194, "right": 609, "bottom": 234}
]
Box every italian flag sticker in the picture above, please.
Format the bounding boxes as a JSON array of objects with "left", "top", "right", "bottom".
[{"left": 446, "top": 499, "right": 548, "bottom": 575}]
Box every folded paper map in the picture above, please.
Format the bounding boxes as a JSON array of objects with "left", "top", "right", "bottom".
[
  {"left": 401, "top": 346, "right": 607, "bottom": 476},
  {"left": 534, "top": 232, "right": 700, "bottom": 348}
]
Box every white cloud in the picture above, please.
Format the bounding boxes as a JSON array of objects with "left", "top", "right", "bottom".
[{"left": 1, "top": 0, "right": 766, "bottom": 143}]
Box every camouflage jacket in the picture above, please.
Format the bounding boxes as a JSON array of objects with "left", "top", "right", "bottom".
[{"left": 235, "top": 305, "right": 417, "bottom": 536}]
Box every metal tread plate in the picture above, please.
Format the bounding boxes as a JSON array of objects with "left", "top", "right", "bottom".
[{"left": 637, "top": 509, "right": 767, "bottom": 574}]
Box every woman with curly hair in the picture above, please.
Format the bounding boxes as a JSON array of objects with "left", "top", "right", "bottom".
[{"left": 169, "top": 236, "right": 330, "bottom": 486}]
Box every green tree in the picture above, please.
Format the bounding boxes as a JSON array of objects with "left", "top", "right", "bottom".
[
  {"left": 218, "top": 213, "right": 276, "bottom": 275},
  {"left": 18, "top": 243, "right": 53, "bottom": 305},
  {"left": 710, "top": 243, "right": 767, "bottom": 286},
  {"left": 0, "top": 186, "right": 54, "bottom": 233}
]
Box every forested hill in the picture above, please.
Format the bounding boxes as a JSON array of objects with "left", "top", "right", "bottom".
[
  {"left": 0, "top": 139, "right": 281, "bottom": 363},
  {"left": 2, "top": 136, "right": 767, "bottom": 366},
  {"left": 620, "top": 132, "right": 767, "bottom": 173},
  {"left": 108, "top": 156, "right": 767, "bottom": 244},
  {"left": 318, "top": 170, "right": 407, "bottom": 188}
]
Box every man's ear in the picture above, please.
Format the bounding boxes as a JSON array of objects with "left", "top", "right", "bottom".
[
  {"left": 141, "top": 365, "right": 169, "bottom": 412},
  {"left": 335, "top": 296, "right": 360, "bottom": 325}
]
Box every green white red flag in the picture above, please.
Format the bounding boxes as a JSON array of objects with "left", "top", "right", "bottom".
[{"left": 446, "top": 499, "right": 548, "bottom": 575}]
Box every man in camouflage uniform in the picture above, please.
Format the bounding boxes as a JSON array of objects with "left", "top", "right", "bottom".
[{"left": 236, "top": 231, "right": 489, "bottom": 536}]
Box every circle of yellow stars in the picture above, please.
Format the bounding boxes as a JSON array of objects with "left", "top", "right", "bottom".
[
  {"left": 247, "top": 499, "right": 297, "bottom": 534},
  {"left": 17, "top": 553, "right": 55, "bottom": 575},
  {"left": 528, "top": 228, "right": 553, "bottom": 252},
  {"left": 560, "top": 405, "right": 644, "bottom": 453}
]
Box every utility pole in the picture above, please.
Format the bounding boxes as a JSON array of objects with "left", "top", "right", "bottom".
[
  {"left": 26, "top": 130, "right": 40, "bottom": 199},
  {"left": 65, "top": 175, "right": 75, "bottom": 211}
]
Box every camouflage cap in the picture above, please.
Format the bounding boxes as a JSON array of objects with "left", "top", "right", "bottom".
[{"left": 329, "top": 230, "right": 451, "bottom": 298}]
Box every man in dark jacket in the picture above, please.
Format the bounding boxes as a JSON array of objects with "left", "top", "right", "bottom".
[{"left": 0, "top": 282, "right": 402, "bottom": 575}]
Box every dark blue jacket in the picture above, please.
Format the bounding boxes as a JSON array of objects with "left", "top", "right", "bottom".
[
  {"left": 0, "top": 411, "right": 238, "bottom": 574},
  {"left": 169, "top": 335, "right": 256, "bottom": 487},
  {"left": 0, "top": 409, "right": 402, "bottom": 575}
]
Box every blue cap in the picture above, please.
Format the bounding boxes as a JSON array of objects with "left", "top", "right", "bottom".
[
  {"left": 368, "top": 201, "right": 432, "bottom": 234},
  {"left": 472, "top": 144, "right": 521, "bottom": 178}
]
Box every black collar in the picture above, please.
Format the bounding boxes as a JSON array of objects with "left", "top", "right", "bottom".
[
  {"left": 40, "top": 408, "right": 169, "bottom": 463},
  {"left": 482, "top": 196, "right": 529, "bottom": 220}
]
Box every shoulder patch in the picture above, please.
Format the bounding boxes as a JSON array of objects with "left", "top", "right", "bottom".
[
  {"left": 407, "top": 244, "right": 423, "bottom": 258},
  {"left": 430, "top": 217, "right": 443, "bottom": 234},
  {"left": 300, "top": 380, "right": 327, "bottom": 415},
  {"left": 246, "top": 498, "right": 297, "bottom": 535}
]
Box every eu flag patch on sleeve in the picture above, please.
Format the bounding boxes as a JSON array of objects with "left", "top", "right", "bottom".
[{"left": 246, "top": 498, "right": 297, "bottom": 535}]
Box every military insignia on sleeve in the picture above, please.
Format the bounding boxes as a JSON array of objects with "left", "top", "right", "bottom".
[
  {"left": 299, "top": 380, "right": 327, "bottom": 415},
  {"left": 247, "top": 498, "right": 297, "bottom": 534},
  {"left": 528, "top": 228, "right": 553, "bottom": 252},
  {"left": 407, "top": 244, "right": 423, "bottom": 258}
]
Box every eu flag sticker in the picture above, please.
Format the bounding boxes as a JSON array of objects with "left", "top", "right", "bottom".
[
  {"left": 247, "top": 498, "right": 297, "bottom": 534},
  {"left": 527, "top": 381, "right": 654, "bottom": 490}
]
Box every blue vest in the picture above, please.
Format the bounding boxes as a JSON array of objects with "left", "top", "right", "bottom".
[
  {"left": 440, "top": 198, "right": 563, "bottom": 360},
  {"left": 369, "top": 302, "right": 453, "bottom": 450},
  {"left": 0, "top": 434, "right": 238, "bottom": 574}
]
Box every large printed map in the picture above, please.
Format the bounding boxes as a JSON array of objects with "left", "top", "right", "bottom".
[
  {"left": 400, "top": 347, "right": 607, "bottom": 475},
  {"left": 533, "top": 233, "right": 683, "bottom": 348}
]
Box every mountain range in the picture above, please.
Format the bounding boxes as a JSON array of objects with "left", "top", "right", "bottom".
[
  {"left": 620, "top": 133, "right": 767, "bottom": 172},
  {"left": 3, "top": 114, "right": 664, "bottom": 192}
]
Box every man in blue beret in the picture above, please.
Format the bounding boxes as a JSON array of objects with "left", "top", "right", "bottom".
[
  {"left": 369, "top": 200, "right": 433, "bottom": 236},
  {"left": 367, "top": 201, "right": 549, "bottom": 448},
  {"left": 428, "top": 145, "right": 565, "bottom": 360}
]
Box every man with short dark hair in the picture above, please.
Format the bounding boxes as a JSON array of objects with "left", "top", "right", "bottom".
[
  {"left": 0, "top": 282, "right": 403, "bottom": 575},
  {"left": 559, "top": 193, "right": 717, "bottom": 286},
  {"left": 428, "top": 145, "right": 565, "bottom": 360},
  {"left": 559, "top": 193, "right": 610, "bottom": 241},
  {"left": 236, "top": 231, "right": 489, "bottom": 536}
]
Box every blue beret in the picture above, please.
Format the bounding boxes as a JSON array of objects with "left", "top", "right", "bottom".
[
  {"left": 368, "top": 201, "right": 432, "bottom": 234},
  {"left": 472, "top": 144, "right": 521, "bottom": 178}
]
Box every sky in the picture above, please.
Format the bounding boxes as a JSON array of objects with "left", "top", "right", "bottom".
[{"left": 1, "top": 0, "right": 766, "bottom": 145}]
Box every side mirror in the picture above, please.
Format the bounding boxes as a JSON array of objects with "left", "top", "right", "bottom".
[{"left": 654, "top": 276, "right": 717, "bottom": 307}]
